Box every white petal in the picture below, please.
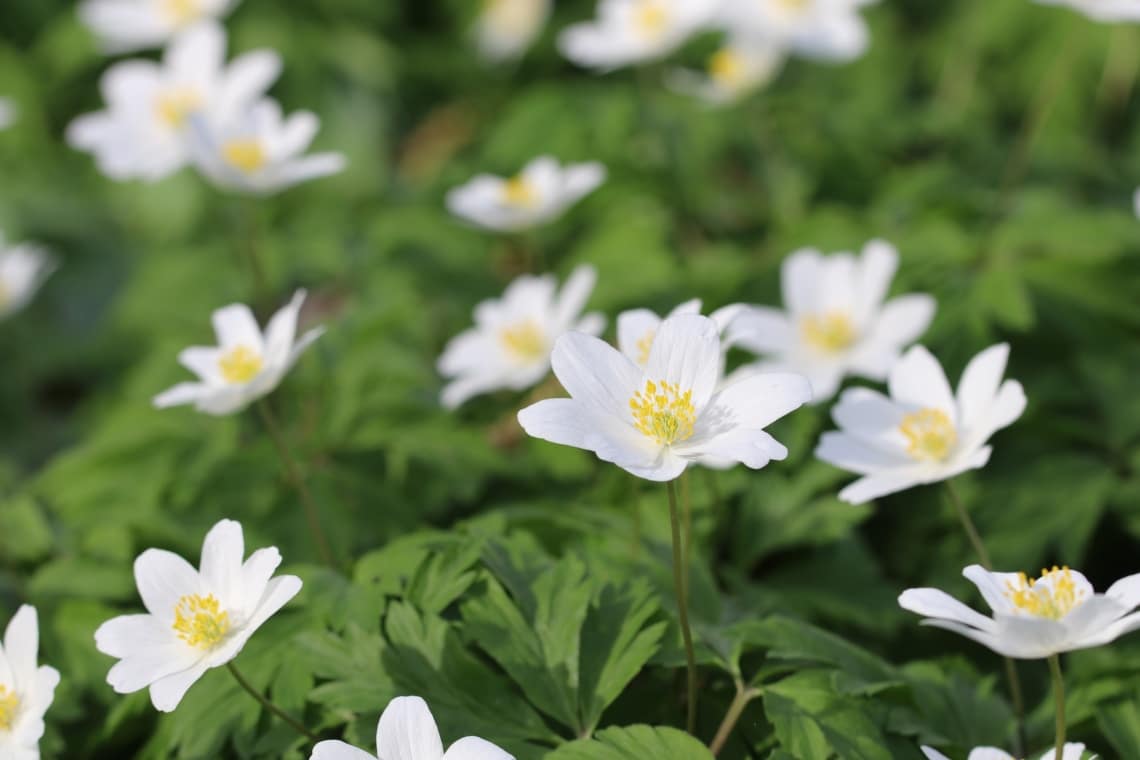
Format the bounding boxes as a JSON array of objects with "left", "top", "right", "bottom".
[
  {"left": 552, "top": 265, "right": 597, "bottom": 332},
  {"left": 617, "top": 449, "right": 689, "bottom": 482},
  {"left": 263, "top": 290, "right": 306, "bottom": 363},
  {"left": 897, "top": 588, "right": 998, "bottom": 633},
  {"left": 377, "top": 696, "right": 445, "bottom": 760},
  {"left": 199, "top": 519, "right": 244, "bottom": 605},
  {"left": 443, "top": 736, "right": 515, "bottom": 760},
  {"left": 238, "top": 547, "right": 283, "bottom": 616},
  {"left": 440, "top": 373, "right": 511, "bottom": 410},
  {"left": 920, "top": 749, "right": 952, "bottom": 760},
  {"left": 846, "top": 294, "right": 936, "bottom": 380},
  {"left": 702, "top": 371, "right": 812, "bottom": 430},
  {"left": 212, "top": 303, "right": 264, "bottom": 351},
  {"left": 616, "top": 308, "right": 662, "bottom": 365},
  {"left": 918, "top": 618, "right": 1032, "bottom": 658},
  {"left": 644, "top": 314, "right": 721, "bottom": 409},
  {"left": 560, "top": 162, "right": 606, "bottom": 201},
  {"left": 721, "top": 306, "right": 794, "bottom": 355},
  {"left": 149, "top": 660, "right": 210, "bottom": 712},
  {"left": 194, "top": 384, "right": 259, "bottom": 416},
  {"left": 888, "top": 345, "right": 956, "bottom": 421},
  {"left": 852, "top": 239, "right": 898, "bottom": 325},
  {"left": 781, "top": 248, "right": 824, "bottom": 317},
  {"left": 269, "top": 152, "right": 346, "bottom": 191},
  {"left": 311, "top": 740, "right": 377, "bottom": 760},
  {"left": 549, "top": 332, "right": 642, "bottom": 417},
  {"left": 815, "top": 432, "right": 912, "bottom": 475},
  {"left": 134, "top": 549, "right": 200, "bottom": 624},
  {"left": 968, "top": 750, "right": 1015, "bottom": 760},
  {"left": 837, "top": 468, "right": 926, "bottom": 504},
  {"left": 1106, "top": 572, "right": 1140, "bottom": 609},
  {"left": 675, "top": 427, "right": 787, "bottom": 470},
  {"left": 962, "top": 565, "right": 1020, "bottom": 616},
  {"left": 178, "top": 346, "right": 223, "bottom": 383},
  {"left": 831, "top": 386, "right": 905, "bottom": 439},
  {"left": 165, "top": 21, "right": 224, "bottom": 79},
  {"left": 517, "top": 398, "right": 659, "bottom": 469},
  {"left": 217, "top": 50, "right": 283, "bottom": 118},
  {"left": 3, "top": 606, "right": 38, "bottom": 689},
  {"left": 956, "top": 343, "right": 1011, "bottom": 433}
]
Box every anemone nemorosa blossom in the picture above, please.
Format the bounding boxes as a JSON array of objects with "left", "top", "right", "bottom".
[
  {"left": 715, "top": 0, "right": 878, "bottom": 62},
  {"left": 0, "top": 236, "right": 55, "bottom": 321},
  {"left": 558, "top": 0, "right": 717, "bottom": 71},
  {"left": 475, "top": 0, "right": 552, "bottom": 61},
  {"left": 79, "top": 0, "right": 240, "bottom": 53},
  {"left": 1034, "top": 0, "right": 1140, "bottom": 22},
  {"left": 0, "top": 606, "right": 60, "bottom": 760},
  {"left": 921, "top": 742, "right": 1092, "bottom": 760}
]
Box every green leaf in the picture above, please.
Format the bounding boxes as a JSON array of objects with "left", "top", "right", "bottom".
[
  {"left": 762, "top": 670, "right": 892, "bottom": 760},
  {"left": 544, "top": 725, "right": 715, "bottom": 760}
]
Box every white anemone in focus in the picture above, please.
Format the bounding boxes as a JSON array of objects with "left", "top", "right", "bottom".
[
  {"left": 67, "top": 22, "right": 280, "bottom": 183},
  {"left": 518, "top": 313, "right": 812, "bottom": 481},
  {"left": 0, "top": 606, "right": 61, "bottom": 760},
  {"left": 1033, "top": 0, "right": 1140, "bottom": 22},
  {"left": 815, "top": 343, "right": 1025, "bottom": 503},
  {"left": 0, "top": 237, "right": 55, "bottom": 320},
  {"left": 438, "top": 265, "right": 604, "bottom": 409},
  {"left": 558, "top": 0, "right": 717, "bottom": 71},
  {"left": 154, "top": 289, "right": 324, "bottom": 416},
  {"left": 728, "top": 240, "right": 935, "bottom": 402},
  {"left": 476, "top": 0, "right": 552, "bottom": 61},
  {"left": 716, "top": 0, "right": 878, "bottom": 62},
  {"left": 900, "top": 564, "right": 1140, "bottom": 660},
  {"left": 616, "top": 298, "right": 745, "bottom": 369},
  {"left": 446, "top": 156, "right": 606, "bottom": 233},
  {"left": 310, "top": 696, "right": 514, "bottom": 760},
  {"left": 79, "top": 0, "right": 239, "bottom": 53},
  {"left": 94, "top": 519, "right": 303, "bottom": 712},
  {"left": 0, "top": 98, "right": 15, "bottom": 130},
  {"left": 921, "top": 743, "right": 1092, "bottom": 760},
  {"left": 668, "top": 40, "right": 784, "bottom": 105},
  {"left": 189, "top": 98, "right": 346, "bottom": 195}
]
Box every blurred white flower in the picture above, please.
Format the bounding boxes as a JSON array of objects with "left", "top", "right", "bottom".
[
  {"left": 815, "top": 343, "right": 1025, "bottom": 503},
  {"left": 559, "top": 0, "right": 717, "bottom": 71},
  {"left": 476, "top": 0, "right": 552, "bottom": 61},
  {"left": 728, "top": 241, "right": 935, "bottom": 402},
  {"left": 154, "top": 290, "right": 324, "bottom": 416},
  {"left": 616, "top": 298, "right": 744, "bottom": 368},
  {"left": 67, "top": 22, "right": 280, "bottom": 183},
  {"left": 900, "top": 564, "right": 1140, "bottom": 660},
  {"left": 1034, "top": 0, "right": 1140, "bottom": 22},
  {"left": 921, "top": 743, "right": 1092, "bottom": 760},
  {"left": 446, "top": 156, "right": 605, "bottom": 233},
  {"left": 0, "top": 606, "right": 61, "bottom": 760},
  {"left": 94, "top": 519, "right": 302, "bottom": 712},
  {"left": 0, "top": 236, "right": 56, "bottom": 321},
  {"left": 188, "top": 98, "right": 346, "bottom": 195},
  {"left": 518, "top": 313, "right": 811, "bottom": 481},
  {"left": 1133, "top": 187, "right": 1140, "bottom": 218},
  {"left": 0, "top": 98, "right": 16, "bottom": 130},
  {"left": 79, "top": 0, "right": 239, "bottom": 53},
  {"left": 716, "top": 0, "right": 877, "bottom": 62},
  {"left": 310, "top": 696, "right": 514, "bottom": 760},
  {"left": 668, "top": 40, "right": 783, "bottom": 105},
  {"left": 438, "top": 265, "right": 604, "bottom": 409}
]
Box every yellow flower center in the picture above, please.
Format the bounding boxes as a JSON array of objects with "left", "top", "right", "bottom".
[
  {"left": 154, "top": 87, "right": 202, "bottom": 129},
  {"left": 801, "top": 311, "right": 856, "bottom": 353},
  {"left": 0, "top": 685, "right": 19, "bottom": 731},
  {"left": 162, "top": 0, "right": 203, "bottom": 25},
  {"left": 634, "top": 1, "right": 668, "bottom": 37},
  {"left": 898, "top": 408, "right": 957, "bottom": 462},
  {"left": 501, "top": 175, "right": 538, "bottom": 207},
  {"left": 775, "top": 0, "right": 810, "bottom": 11},
  {"left": 630, "top": 379, "right": 696, "bottom": 445},
  {"left": 172, "top": 593, "right": 231, "bottom": 649},
  {"left": 222, "top": 139, "right": 268, "bottom": 174},
  {"left": 635, "top": 330, "right": 656, "bottom": 367},
  {"left": 500, "top": 320, "right": 547, "bottom": 361},
  {"left": 1004, "top": 567, "right": 1086, "bottom": 620},
  {"left": 218, "top": 345, "right": 263, "bottom": 384},
  {"left": 709, "top": 49, "right": 744, "bottom": 86}
]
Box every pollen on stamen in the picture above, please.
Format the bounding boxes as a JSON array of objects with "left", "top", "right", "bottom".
[
  {"left": 218, "top": 345, "right": 263, "bottom": 384},
  {"left": 1003, "top": 566, "right": 1086, "bottom": 620},
  {"left": 0, "top": 685, "right": 19, "bottom": 731},
  {"left": 629, "top": 378, "right": 696, "bottom": 445},
  {"left": 500, "top": 320, "right": 546, "bottom": 361},
  {"left": 898, "top": 408, "right": 957, "bottom": 462},
  {"left": 222, "top": 139, "right": 268, "bottom": 174},
  {"left": 501, "top": 176, "right": 537, "bottom": 207},
  {"left": 635, "top": 329, "right": 655, "bottom": 366},
  {"left": 634, "top": 1, "right": 668, "bottom": 37},
  {"left": 172, "top": 593, "right": 231, "bottom": 649},
  {"left": 800, "top": 311, "right": 856, "bottom": 353}
]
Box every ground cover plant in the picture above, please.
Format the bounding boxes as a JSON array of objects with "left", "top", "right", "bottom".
[{"left": 1, "top": 0, "right": 1140, "bottom": 758}]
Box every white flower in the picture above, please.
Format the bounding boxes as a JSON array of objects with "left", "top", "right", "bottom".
[
  {"left": 728, "top": 241, "right": 935, "bottom": 402},
  {"left": 446, "top": 156, "right": 606, "bottom": 233},
  {"left": 476, "top": 0, "right": 552, "bottom": 61},
  {"left": 900, "top": 564, "right": 1140, "bottom": 660},
  {"left": 0, "top": 236, "right": 55, "bottom": 321},
  {"left": 94, "top": 519, "right": 303, "bottom": 712},
  {"left": 438, "top": 265, "right": 604, "bottom": 409},
  {"left": 0, "top": 606, "right": 61, "bottom": 760},
  {"left": 311, "top": 696, "right": 513, "bottom": 760},
  {"left": 188, "top": 98, "right": 346, "bottom": 195},
  {"left": 616, "top": 298, "right": 744, "bottom": 369},
  {"left": 154, "top": 289, "right": 324, "bottom": 416},
  {"left": 67, "top": 22, "right": 280, "bottom": 183},
  {"left": 558, "top": 0, "right": 717, "bottom": 71},
  {"left": 518, "top": 313, "right": 812, "bottom": 481},
  {"left": 715, "top": 0, "right": 877, "bottom": 62},
  {"left": 668, "top": 40, "right": 783, "bottom": 105},
  {"left": 815, "top": 343, "right": 1026, "bottom": 503},
  {"left": 921, "top": 743, "right": 1091, "bottom": 760},
  {"left": 1133, "top": 187, "right": 1140, "bottom": 218},
  {"left": 0, "top": 98, "right": 15, "bottom": 130},
  {"left": 1033, "top": 0, "right": 1140, "bottom": 22},
  {"left": 79, "top": 0, "right": 239, "bottom": 53}
]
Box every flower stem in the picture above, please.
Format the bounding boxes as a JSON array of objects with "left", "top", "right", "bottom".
[
  {"left": 681, "top": 470, "right": 693, "bottom": 599},
  {"left": 1049, "top": 654, "right": 1066, "bottom": 759},
  {"left": 255, "top": 400, "right": 336, "bottom": 568},
  {"left": 227, "top": 661, "right": 317, "bottom": 742},
  {"left": 668, "top": 479, "right": 698, "bottom": 735},
  {"left": 944, "top": 480, "right": 991, "bottom": 569},
  {"left": 708, "top": 682, "right": 760, "bottom": 756},
  {"left": 237, "top": 200, "right": 270, "bottom": 309}
]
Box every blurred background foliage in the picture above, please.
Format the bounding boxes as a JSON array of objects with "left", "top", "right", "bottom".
[{"left": 1, "top": 0, "right": 1139, "bottom": 758}]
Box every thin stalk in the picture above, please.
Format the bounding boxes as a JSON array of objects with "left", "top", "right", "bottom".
[
  {"left": 256, "top": 400, "right": 336, "bottom": 568},
  {"left": 237, "top": 201, "right": 270, "bottom": 308},
  {"left": 944, "top": 480, "right": 992, "bottom": 570},
  {"left": 681, "top": 470, "right": 693, "bottom": 600},
  {"left": 227, "top": 662, "right": 317, "bottom": 742},
  {"left": 1049, "top": 654, "right": 1066, "bottom": 759},
  {"left": 709, "top": 682, "right": 761, "bottom": 756},
  {"left": 668, "top": 479, "right": 698, "bottom": 734}
]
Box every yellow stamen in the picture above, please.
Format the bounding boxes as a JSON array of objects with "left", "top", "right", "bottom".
[
  {"left": 0, "top": 685, "right": 19, "bottom": 731},
  {"left": 634, "top": 1, "right": 668, "bottom": 37},
  {"left": 162, "top": 0, "right": 202, "bottom": 25},
  {"left": 500, "top": 320, "right": 546, "bottom": 361},
  {"left": 898, "top": 408, "right": 957, "bottom": 462},
  {"left": 1004, "top": 566, "right": 1086, "bottom": 620},
  {"left": 776, "top": 0, "right": 810, "bottom": 11},
  {"left": 154, "top": 88, "right": 202, "bottom": 129},
  {"left": 218, "top": 345, "right": 263, "bottom": 384},
  {"left": 800, "top": 311, "right": 856, "bottom": 353},
  {"left": 501, "top": 175, "right": 537, "bottom": 207},
  {"left": 630, "top": 379, "right": 696, "bottom": 445},
  {"left": 222, "top": 139, "right": 268, "bottom": 174},
  {"left": 172, "top": 594, "right": 231, "bottom": 649},
  {"left": 709, "top": 49, "right": 744, "bottom": 86},
  {"left": 635, "top": 330, "right": 655, "bottom": 367}
]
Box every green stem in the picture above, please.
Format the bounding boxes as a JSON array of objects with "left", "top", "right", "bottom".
[
  {"left": 668, "top": 479, "right": 698, "bottom": 734},
  {"left": 227, "top": 662, "right": 317, "bottom": 741},
  {"left": 1049, "top": 654, "right": 1066, "bottom": 759},
  {"left": 256, "top": 400, "right": 336, "bottom": 568},
  {"left": 237, "top": 201, "right": 270, "bottom": 308},
  {"left": 681, "top": 470, "right": 693, "bottom": 601},
  {"left": 708, "top": 682, "right": 761, "bottom": 756},
  {"left": 944, "top": 480, "right": 992, "bottom": 570}
]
